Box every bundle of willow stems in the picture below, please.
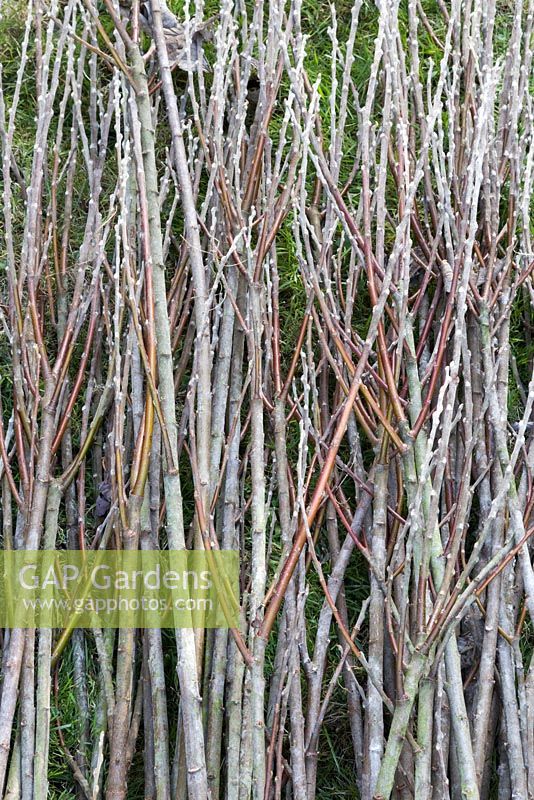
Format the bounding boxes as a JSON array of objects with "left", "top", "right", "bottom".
[{"left": 0, "top": 0, "right": 534, "bottom": 798}]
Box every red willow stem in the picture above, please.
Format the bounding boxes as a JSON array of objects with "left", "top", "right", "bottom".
[{"left": 259, "top": 364, "right": 368, "bottom": 640}]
